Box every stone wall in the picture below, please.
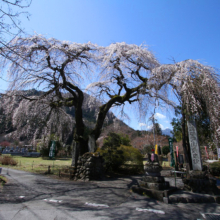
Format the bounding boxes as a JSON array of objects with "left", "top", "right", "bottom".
[
  {"left": 74, "top": 152, "right": 104, "bottom": 181},
  {"left": 183, "top": 170, "right": 219, "bottom": 195}
]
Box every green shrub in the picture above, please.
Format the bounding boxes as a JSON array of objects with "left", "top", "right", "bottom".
[
  {"left": 97, "top": 132, "right": 143, "bottom": 174},
  {"left": 40, "top": 147, "right": 50, "bottom": 157},
  {"left": 162, "top": 146, "right": 170, "bottom": 156},
  {"left": 97, "top": 146, "right": 125, "bottom": 172},
  {"left": 0, "top": 155, "right": 18, "bottom": 166},
  {"left": 118, "top": 164, "right": 144, "bottom": 175},
  {"left": 119, "top": 145, "right": 143, "bottom": 165},
  {"left": 97, "top": 133, "right": 126, "bottom": 172},
  {"left": 0, "top": 175, "right": 7, "bottom": 185},
  {"left": 209, "top": 162, "right": 220, "bottom": 176},
  {"left": 120, "top": 145, "right": 144, "bottom": 174}
]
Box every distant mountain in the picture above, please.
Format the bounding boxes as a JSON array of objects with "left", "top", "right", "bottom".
[
  {"left": 0, "top": 89, "right": 170, "bottom": 149},
  {"left": 97, "top": 121, "right": 170, "bottom": 150},
  {"left": 162, "top": 128, "right": 173, "bottom": 137}
]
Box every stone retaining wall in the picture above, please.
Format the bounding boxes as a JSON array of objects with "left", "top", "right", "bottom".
[{"left": 74, "top": 152, "right": 104, "bottom": 181}]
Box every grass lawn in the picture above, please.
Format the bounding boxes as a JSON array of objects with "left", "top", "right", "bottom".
[
  {"left": 0, "top": 156, "right": 72, "bottom": 175},
  {"left": 0, "top": 175, "right": 7, "bottom": 185},
  {"left": 143, "top": 159, "right": 171, "bottom": 168},
  {"left": 1, "top": 156, "right": 172, "bottom": 176},
  {"left": 161, "top": 161, "right": 170, "bottom": 167}
]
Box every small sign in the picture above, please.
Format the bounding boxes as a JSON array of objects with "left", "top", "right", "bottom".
[
  {"left": 168, "top": 138, "right": 175, "bottom": 167},
  {"left": 218, "top": 148, "right": 220, "bottom": 160},
  {"left": 49, "top": 141, "right": 56, "bottom": 159}
]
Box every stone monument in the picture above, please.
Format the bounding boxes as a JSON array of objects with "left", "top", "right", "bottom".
[
  {"left": 132, "top": 151, "right": 173, "bottom": 202},
  {"left": 182, "top": 117, "right": 219, "bottom": 195},
  {"left": 140, "top": 153, "right": 170, "bottom": 190},
  {"left": 187, "top": 118, "right": 202, "bottom": 171}
]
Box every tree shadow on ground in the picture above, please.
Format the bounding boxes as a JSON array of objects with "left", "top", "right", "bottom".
[{"left": 1, "top": 170, "right": 220, "bottom": 220}]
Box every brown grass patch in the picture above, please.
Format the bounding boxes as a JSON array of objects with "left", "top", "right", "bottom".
[{"left": 0, "top": 155, "right": 18, "bottom": 166}]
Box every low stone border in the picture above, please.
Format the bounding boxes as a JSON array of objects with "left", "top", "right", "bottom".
[
  {"left": 131, "top": 185, "right": 177, "bottom": 202},
  {"left": 132, "top": 185, "right": 220, "bottom": 204},
  {"left": 168, "top": 190, "right": 220, "bottom": 204}
]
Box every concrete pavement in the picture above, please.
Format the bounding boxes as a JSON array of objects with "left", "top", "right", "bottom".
[{"left": 0, "top": 168, "right": 220, "bottom": 219}]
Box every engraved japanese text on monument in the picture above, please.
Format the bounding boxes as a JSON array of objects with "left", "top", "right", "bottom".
[{"left": 187, "top": 118, "right": 202, "bottom": 171}]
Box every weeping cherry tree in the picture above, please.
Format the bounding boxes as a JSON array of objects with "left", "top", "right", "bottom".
[
  {"left": 166, "top": 60, "right": 220, "bottom": 168},
  {"left": 0, "top": 35, "right": 177, "bottom": 165},
  {"left": 1, "top": 35, "right": 219, "bottom": 167}
]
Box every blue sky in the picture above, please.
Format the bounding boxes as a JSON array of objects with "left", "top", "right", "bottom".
[{"left": 1, "top": 0, "right": 220, "bottom": 131}]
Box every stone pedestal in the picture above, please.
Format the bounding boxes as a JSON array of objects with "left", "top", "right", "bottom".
[
  {"left": 144, "top": 161, "right": 162, "bottom": 176},
  {"left": 139, "top": 176, "right": 170, "bottom": 190},
  {"left": 141, "top": 161, "right": 170, "bottom": 190},
  {"left": 183, "top": 170, "right": 219, "bottom": 195}
]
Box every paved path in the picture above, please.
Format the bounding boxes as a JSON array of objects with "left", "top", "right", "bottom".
[{"left": 0, "top": 168, "right": 220, "bottom": 220}]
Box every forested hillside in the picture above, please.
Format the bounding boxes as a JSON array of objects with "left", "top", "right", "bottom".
[
  {"left": 0, "top": 89, "right": 170, "bottom": 150},
  {"left": 0, "top": 89, "right": 114, "bottom": 142}
]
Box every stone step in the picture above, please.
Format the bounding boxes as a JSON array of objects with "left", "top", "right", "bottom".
[
  {"left": 139, "top": 180, "right": 170, "bottom": 190},
  {"left": 168, "top": 190, "right": 220, "bottom": 204},
  {"left": 131, "top": 185, "right": 177, "bottom": 202},
  {"left": 142, "top": 175, "right": 165, "bottom": 183}
]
